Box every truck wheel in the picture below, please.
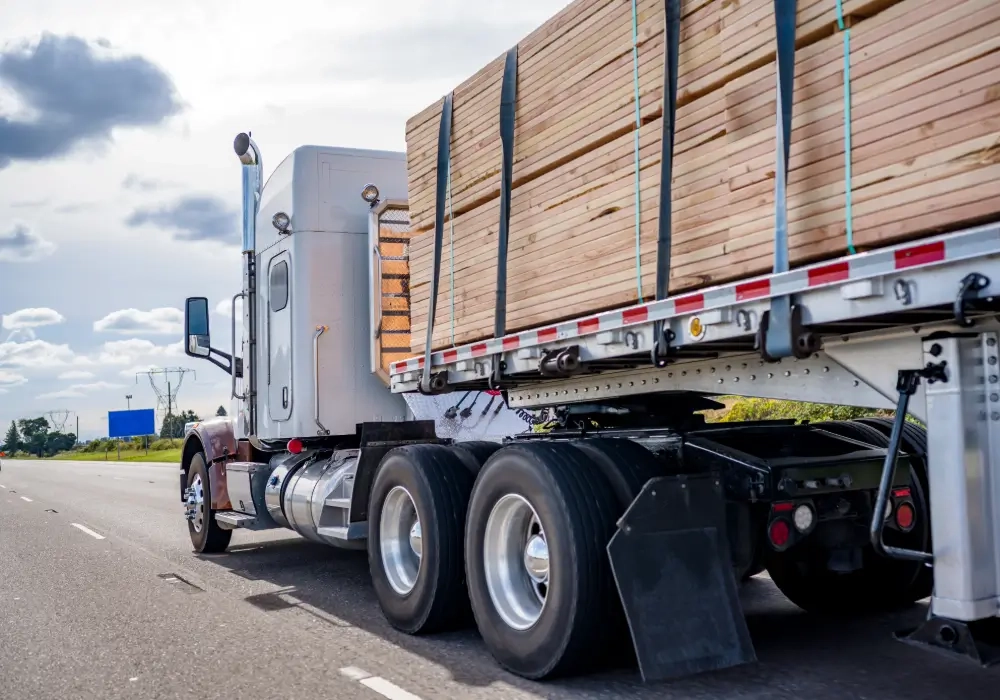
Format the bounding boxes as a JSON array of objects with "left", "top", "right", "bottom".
[
  {"left": 185, "top": 452, "right": 232, "bottom": 554},
  {"left": 766, "top": 419, "right": 932, "bottom": 614},
  {"left": 464, "top": 442, "right": 620, "bottom": 680},
  {"left": 368, "top": 444, "right": 475, "bottom": 634}
]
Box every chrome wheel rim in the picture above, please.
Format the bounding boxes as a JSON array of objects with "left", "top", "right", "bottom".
[
  {"left": 380, "top": 486, "right": 422, "bottom": 596},
  {"left": 483, "top": 493, "right": 549, "bottom": 631},
  {"left": 189, "top": 473, "right": 205, "bottom": 533}
]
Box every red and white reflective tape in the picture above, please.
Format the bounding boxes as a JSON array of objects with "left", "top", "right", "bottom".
[{"left": 391, "top": 224, "right": 999, "bottom": 377}]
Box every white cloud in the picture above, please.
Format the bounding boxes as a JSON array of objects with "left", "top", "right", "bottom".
[
  {"left": 98, "top": 338, "right": 183, "bottom": 367},
  {"left": 58, "top": 370, "right": 96, "bottom": 380},
  {"left": 0, "top": 369, "right": 28, "bottom": 388},
  {"left": 0, "top": 337, "right": 182, "bottom": 373},
  {"left": 71, "top": 380, "right": 126, "bottom": 391},
  {"left": 0, "top": 338, "right": 89, "bottom": 369},
  {"left": 93, "top": 307, "right": 183, "bottom": 335},
  {"left": 1, "top": 307, "right": 66, "bottom": 330},
  {"left": 37, "top": 380, "right": 126, "bottom": 401},
  {"left": 36, "top": 389, "right": 85, "bottom": 400},
  {"left": 4, "top": 327, "right": 36, "bottom": 343}
]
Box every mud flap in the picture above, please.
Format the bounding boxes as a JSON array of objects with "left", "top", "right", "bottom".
[{"left": 608, "top": 473, "right": 756, "bottom": 682}]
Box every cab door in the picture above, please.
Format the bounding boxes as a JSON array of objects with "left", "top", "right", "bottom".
[{"left": 266, "top": 249, "right": 293, "bottom": 421}]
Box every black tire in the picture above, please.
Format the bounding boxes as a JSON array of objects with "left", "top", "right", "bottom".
[
  {"left": 464, "top": 442, "right": 621, "bottom": 680},
  {"left": 368, "top": 444, "right": 475, "bottom": 635},
  {"left": 568, "top": 437, "right": 664, "bottom": 510},
  {"left": 186, "top": 452, "right": 232, "bottom": 554},
  {"left": 765, "top": 419, "right": 933, "bottom": 614},
  {"left": 447, "top": 440, "right": 503, "bottom": 476}
]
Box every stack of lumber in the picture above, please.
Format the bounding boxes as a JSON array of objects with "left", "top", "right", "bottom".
[
  {"left": 373, "top": 205, "right": 414, "bottom": 381},
  {"left": 404, "top": 0, "right": 1000, "bottom": 353}
]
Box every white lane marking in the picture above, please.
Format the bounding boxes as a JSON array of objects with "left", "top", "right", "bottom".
[
  {"left": 20, "top": 496, "right": 33, "bottom": 502},
  {"left": 339, "top": 667, "right": 423, "bottom": 700},
  {"left": 0, "top": 483, "right": 6, "bottom": 488},
  {"left": 70, "top": 523, "right": 106, "bottom": 540}
]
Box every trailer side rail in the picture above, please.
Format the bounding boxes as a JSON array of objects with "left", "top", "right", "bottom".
[{"left": 391, "top": 222, "right": 1000, "bottom": 393}]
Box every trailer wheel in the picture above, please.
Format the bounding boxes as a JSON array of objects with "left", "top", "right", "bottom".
[
  {"left": 766, "top": 419, "right": 933, "bottom": 614},
  {"left": 185, "top": 451, "right": 232, "bottom": 554},
  {"left": 464, "top": 442, "right": 620, "bottom": 680},
  {"left": 569, "top": 437, "right": 664, "bottom": 510},
  {"left": 368, "top": 444, "right": 475, "bottom": 634},
  {"left": 447, "top": 440, "right": 502, "bottom": 476}
]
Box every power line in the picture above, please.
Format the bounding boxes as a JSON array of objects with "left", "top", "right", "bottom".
[
  {"left": 136, "top": 368, "right": 195, "bottom": 419},
  {"left": 43, "top": 409, "right": 73, "bottom": 432}
]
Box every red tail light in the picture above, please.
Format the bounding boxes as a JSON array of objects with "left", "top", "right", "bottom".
[
  {"left": 769, "top": 519, "right": 791, "bottom": 548},
  {"left": 895, "top": 503, "right": 915, "bottom": 531},
  {"left": 287, "top": 438, "right": 303, "bottom": 454}
]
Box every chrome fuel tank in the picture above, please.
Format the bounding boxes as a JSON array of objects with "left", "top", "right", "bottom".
[{"left": 279, "top": 449, "right": 362, "bottom": 548}]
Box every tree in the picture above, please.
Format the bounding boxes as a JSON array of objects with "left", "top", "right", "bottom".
[
  {"left": 45, "top": 432, "right": 77, "bottom": 455},
  {"left": 3, "top": 421, "right": 21, "bottom": 453},
  {"left": 18, "top": 417, "right": 50, "bottom": 457},
  {"left": 160, "top": 410, "right": 200, "bottom": 439},
  {"left": 216, "top": 405, "right": 228, "bottom": 417}
]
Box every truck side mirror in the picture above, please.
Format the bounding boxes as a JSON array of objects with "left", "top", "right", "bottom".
[{"left": 185, "top": 297, "right": 211, "bottom": 358}]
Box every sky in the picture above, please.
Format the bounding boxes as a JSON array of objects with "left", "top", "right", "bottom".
[{"left": 0, "top": 0, "right": 568, "bottom": 440}]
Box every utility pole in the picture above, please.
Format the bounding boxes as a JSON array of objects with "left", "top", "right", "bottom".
[{"left": 126, "top": 394, "right": 133, "bottom": 410}]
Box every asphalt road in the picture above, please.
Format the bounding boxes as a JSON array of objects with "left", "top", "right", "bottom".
[{"left": 1, "top": 459, "right": 998, "bottom": 700}]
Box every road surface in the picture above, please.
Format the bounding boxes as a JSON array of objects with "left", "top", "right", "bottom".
[{"left": 1, "top": 458, "right": 997, "bottom": 699}]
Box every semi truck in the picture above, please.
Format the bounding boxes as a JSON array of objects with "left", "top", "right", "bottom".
[{"left": 178, "top": 124, "right": 1000, "bottom": 682}]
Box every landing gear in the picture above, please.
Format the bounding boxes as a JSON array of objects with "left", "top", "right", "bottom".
[
  {"left": 184, "top": 452, "right": 232, "bottom": 554},
  {"left": 368, "top": 444, "right": 475, "bottom": 634}
]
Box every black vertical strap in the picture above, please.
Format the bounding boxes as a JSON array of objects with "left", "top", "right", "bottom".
[
  {"left": 495, "top": 46, "right": 519, "bottom": 340},
  {"left": 763, "top": 0, "right": 798, "bottom": 359},
  {"left": 651, "top": 0, "right": 681, "bottom": 367},
  {"left": 420, "top": 92, "right": 454, "bottom": 394},
  {"left": 655, "top": 0, "right": 681, "bottom": 302},
  {"left": 490, "top": 46, "right": 519, "bottom": 389}
]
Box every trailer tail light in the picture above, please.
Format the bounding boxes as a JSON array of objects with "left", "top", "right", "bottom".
[
  {"left": 769, "top": 519, "right": 791, "bottom": 549},
  {"left": 287, "top": 438, "right": 303, "bottom": 454},
  {"left": 895, "top": 502, "right": 915, "bottom": 531},
  {"left": 792, "top": 504, "right": 815, "bottom": 533},
  {"left": 772, "top": 501, "right": 794, "bottom": 513},
  {"left": 893, "top": 487, "right": 911, "bottom": 499}
]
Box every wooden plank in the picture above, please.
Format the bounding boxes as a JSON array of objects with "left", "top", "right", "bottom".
[{"left": 405, "top": 0, "right": 1000, "bottom": 353}]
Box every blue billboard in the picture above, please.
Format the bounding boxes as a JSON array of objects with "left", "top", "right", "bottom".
[{"left": 108, "top": 409, "right": 156, "bottom": 438}]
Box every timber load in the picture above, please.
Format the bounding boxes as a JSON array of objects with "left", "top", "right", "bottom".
[{"left": 403, "top": 0, "right": 1000, "bottom": 353}]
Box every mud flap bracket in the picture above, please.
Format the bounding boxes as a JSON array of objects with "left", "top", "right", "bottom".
[{"left": 607, "top": 473, "right": 756, "bottom": 682}]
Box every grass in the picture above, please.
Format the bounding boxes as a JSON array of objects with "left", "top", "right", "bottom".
[{"left": 48, "top": 447, "right": 183, "bottom": 463}]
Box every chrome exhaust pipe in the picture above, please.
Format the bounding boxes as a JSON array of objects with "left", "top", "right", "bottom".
[{"left": 234, "top": 132, "right": 263, "bottom": 253}]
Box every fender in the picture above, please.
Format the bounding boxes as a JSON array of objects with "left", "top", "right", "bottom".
[{"left": 180, "top": 416, "right": 236, "bottom": 511}]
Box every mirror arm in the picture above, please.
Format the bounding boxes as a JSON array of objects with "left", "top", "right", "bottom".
[
  {"left": 201, "top": 347, "right": 242, "bottom": 377},
  {"left": 205, "top": 354, "right": 233, "bottom": 374}
]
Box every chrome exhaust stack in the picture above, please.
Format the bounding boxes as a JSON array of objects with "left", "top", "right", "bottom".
[{"left": 233, "top": 132, "right": 263, "bottom": 253}]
